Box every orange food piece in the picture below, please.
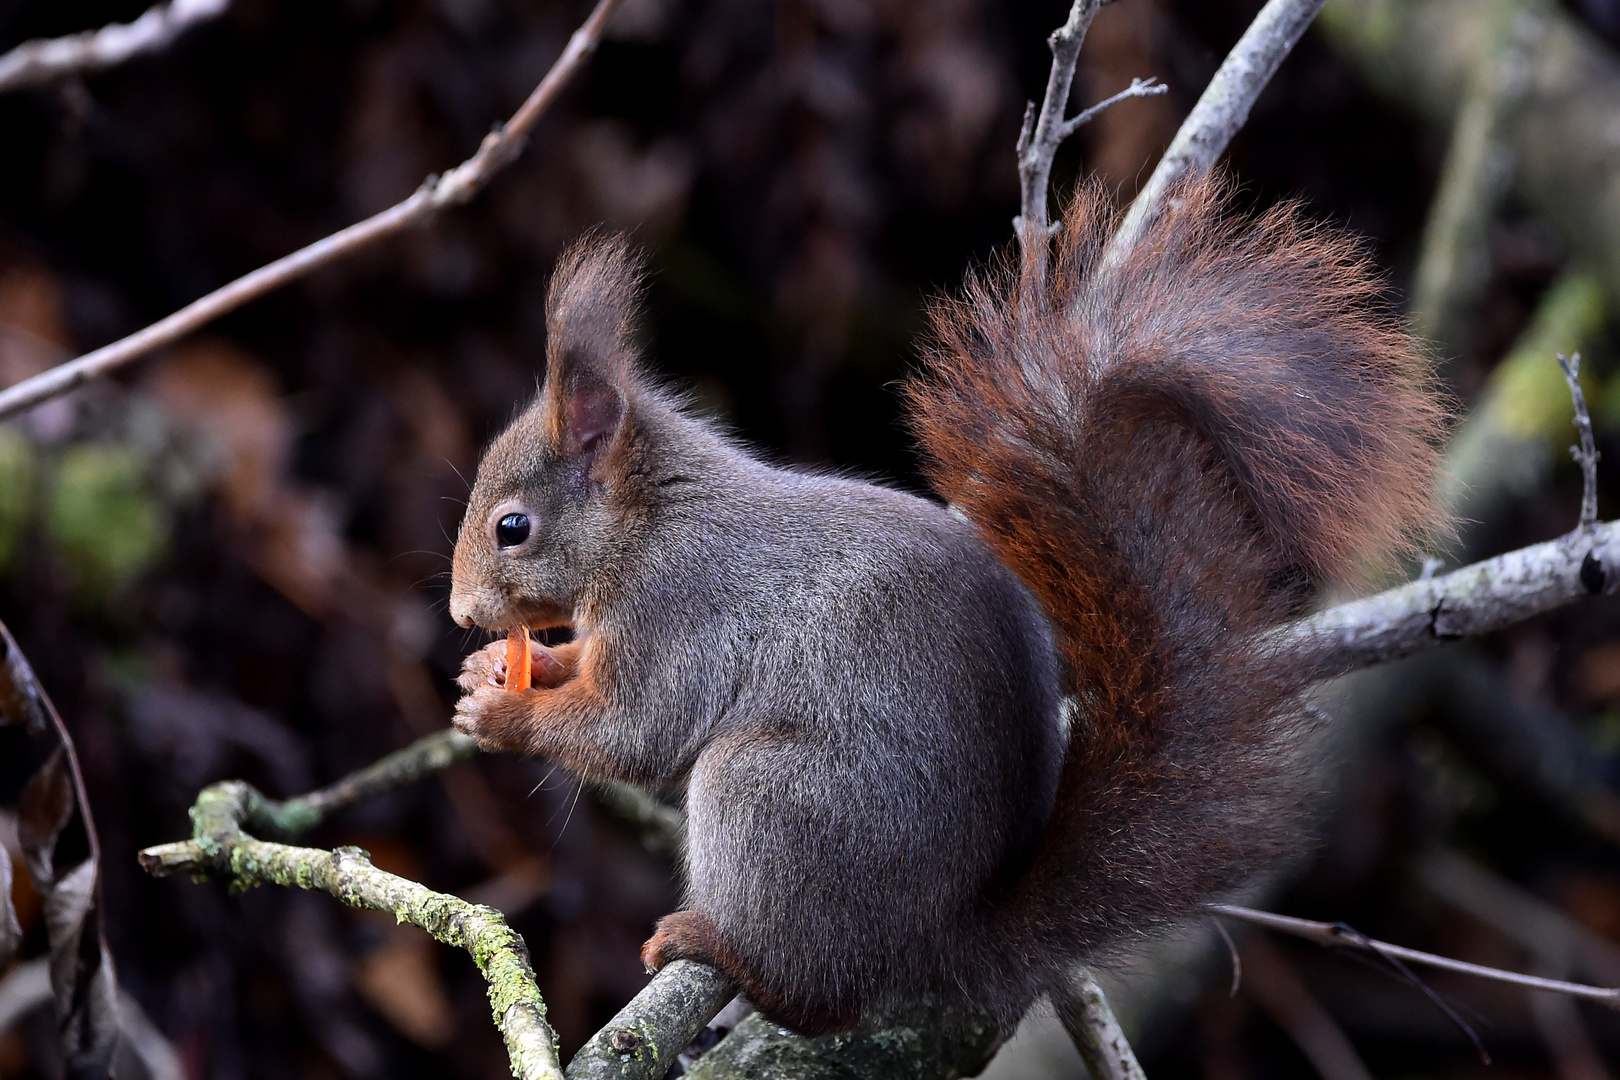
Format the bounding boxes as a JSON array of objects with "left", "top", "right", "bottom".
[{"left": 504, "top": 626, "right": 531, "bottom": 692}]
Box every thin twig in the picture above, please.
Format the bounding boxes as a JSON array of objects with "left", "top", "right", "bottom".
[
  {"left": 1051, "top": 972, "right": 1148, "bottom": 1080},
  {"left": 1016, "top": 0, "right": 1103, "bottom": 272},
  {"left": 0, "top": 0, "right": 627, "bottom": 421},
  {"left": 1208, "top": 905, "right": 1620, "bottom": 1013},
  {"left": 1105, "top": 0, "right": 1328, "bottom": 264},
  {"left": 1062, "top": 76, "right": 1167, "bottom": 138},
  {"left": 0, "top": 0, "right": 231, "bottom": 94},
  {"left": 1558, "top": 352, "right": 1600, "bottom": 529},
  {"left": 1014, "top": 0, "right": 1164, "bottom": 284}
]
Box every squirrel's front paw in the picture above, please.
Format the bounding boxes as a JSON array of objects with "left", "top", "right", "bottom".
[
  {"left": 452, "top": 684, "right": 531, "bottom": 752},
  {"left": 457, "top": 640, "right": 508, "bottom": 695}
]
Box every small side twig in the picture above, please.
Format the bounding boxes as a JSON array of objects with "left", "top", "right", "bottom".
[
  {"left": 1051, "top": 972, "right": 1148, "bottom": 1080},
  {"left": 0, "top": 0, "right": 627, "bottom": 421},
  {"left": 1105, "top": 0, "right": 1328, "bottom": 264},
  {"left": 1558, "top": 352, "right": 1600, "bottom": 529},
  {"left": 0, "top": 0, "right": 231, "bottom": 94},
  {"left": 1015, "top": 0, "right": 1164, "bottom": 284},
  {"left": 1208, "top": 904, "right": 1620, "bottom": 1013}
]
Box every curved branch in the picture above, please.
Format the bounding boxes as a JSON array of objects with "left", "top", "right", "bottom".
[{"left": 0, "top": 0, "right": 627, "bottom": 422}]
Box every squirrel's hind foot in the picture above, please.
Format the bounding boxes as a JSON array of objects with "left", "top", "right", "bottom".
[{"left": 641, "top": 909, "right": 862, "bottom": 1036}]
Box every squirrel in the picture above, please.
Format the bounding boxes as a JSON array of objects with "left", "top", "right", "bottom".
[{"left": 446, "top": 175, "right": 1446, "bottom": 1036}]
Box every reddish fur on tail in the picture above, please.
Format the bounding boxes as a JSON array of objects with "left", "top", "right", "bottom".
[{"left": 908, "top": 175, "right": 1445, "bottom": 993}]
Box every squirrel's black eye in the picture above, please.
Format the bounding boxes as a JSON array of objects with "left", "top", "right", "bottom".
[{"left": 496, "top": 513, "right": 531, "bottom": 548}]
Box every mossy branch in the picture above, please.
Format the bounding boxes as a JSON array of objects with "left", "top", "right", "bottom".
[{"left": 139, "top": 777, "right": 562, "bottom": 1080}]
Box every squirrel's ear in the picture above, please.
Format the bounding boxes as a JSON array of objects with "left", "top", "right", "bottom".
[
  {"left": 542, "top": 233, "right": 642, "bottom": 460},
  {"left": 551, "top": 352, "right": 626, "bottom": 459}
]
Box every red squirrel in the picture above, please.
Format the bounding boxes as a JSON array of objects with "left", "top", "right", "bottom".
[{"left": 447, "top": 176, "right": 1445, "bottom": 1035}]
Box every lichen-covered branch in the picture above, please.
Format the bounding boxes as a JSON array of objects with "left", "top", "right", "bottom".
[
  {"left": 681, "top": 997, "right": 1002, "bottom": 1080},
  {"left": 0, "top": 0, "right": 231, "bottom": 94},
  {"left": 0, "top": 0, "right": 627, "bottom": 422},
  {"left": 565, "top": 961, "right": 735, "bottom": 1080},
  {"left": 1105, "top": 0, "right": 1328, "bottom": 263},
  {"left": 259, "top": 728, "right": 480, "bottom": 836},
  {"left": 1320, "top": 0, "right": 1620, "bottom": 306},
  {"left": 1280, "top": 520, "right": 1620, "bottom": 679},
  {"left": 138, "top": 780, "right": 563, "bottom": 1080},
  {"left": 1052, "top": 973, "right": 1149, "bottom": 1080},
  {"left": 1407, "top": 6, "right": 1523, "bottom": 360}
]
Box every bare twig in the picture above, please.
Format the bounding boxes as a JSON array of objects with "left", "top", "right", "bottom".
[
  {"left": 1015, "top": 0, "right": 1164, "bottom": 283},
  {"left": 1279, "top": 519, "right": 1620, "bottom": 679},
  {"left": 1016, "top": 0, "right": 1104, "bottom": 272},
  {"left": 1558, "top": 353, "right": 1600, "bottom": 529},
  {"left": 0, "top": 0, "right": 231, "bottom": 94},
  {"left": 256, "top": 728, "right": 480, "bottom": 835},
  {"left": 0, "top": 0, "right": 627, "bottom": 421},
  {"left": 1105, "top": 0, "right": 1328, "bottom": 264},
  {"left": 1052, "top": 972, "right": 1149, "bottom": 1080},
  {"left": 1209, "top": 904, "right": 1620, "bottom": 1013},
  {"left": 1415, "top": 849, "right": 1620, "bottom": 986}
]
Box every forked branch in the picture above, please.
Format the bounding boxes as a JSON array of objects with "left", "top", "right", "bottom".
[{"left": 1015, "top": 0, "right": 1165, "bottom": 283}]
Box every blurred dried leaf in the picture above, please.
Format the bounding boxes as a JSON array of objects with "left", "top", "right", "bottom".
[
  {"left": 0, "top": 619, "right": 121, "bottom": 1079},
  {"left": 18, "top": 749, "right": 74, "bottom": 886},
  {"left": 0, "top": 845, "right": 20, "bottom": 970}
]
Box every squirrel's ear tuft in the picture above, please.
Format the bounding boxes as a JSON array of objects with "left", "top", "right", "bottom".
[{"left": 542, "top": 233, "right": 643, "bottom": 459}]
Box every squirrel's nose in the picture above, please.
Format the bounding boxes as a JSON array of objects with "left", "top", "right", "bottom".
[{"left": 448, "top": 591, "right": 477, "bottom": 629}]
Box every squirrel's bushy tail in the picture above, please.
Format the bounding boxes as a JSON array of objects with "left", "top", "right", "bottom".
[{"left": 908, "top": 175, "right": 1445, "bottom": 1003}]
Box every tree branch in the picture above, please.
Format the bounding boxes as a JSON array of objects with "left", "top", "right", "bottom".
[
  {"left": 1052, "top": 972, "right": 1148, "bottom": 1080},
  {"left": 1280, "top": 520, "right": 1620, "bottom": 679},
  {"left": 564, "top": 962, "right": 735, "bottom": 1080},
  {"left": 1105, "top": 0, "right": 1328, "bottom": 264},
  {"left": 0, "top": 0, "right": 231, "bottom": 94},
  {"left": 0, "top": 0, "right": 627, "bottom": 422},
  {"left": 1557, "top": 352, "right": 1600, "bottom": 530}
]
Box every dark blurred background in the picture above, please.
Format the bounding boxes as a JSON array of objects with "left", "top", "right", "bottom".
[{"left": 1, "top": 0, "right": 1619, "bottom": 1077}]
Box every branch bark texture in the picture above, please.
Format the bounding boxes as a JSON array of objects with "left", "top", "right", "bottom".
[
  {"left": 0, "top": 0, "right": 626, "bottom": 422},
  {"left": 1280, "top": 521, "right": 1620, "bottom": 679}
]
